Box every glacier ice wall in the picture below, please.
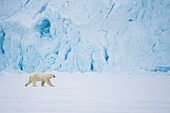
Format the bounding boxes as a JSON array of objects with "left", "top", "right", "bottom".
[{"left": 0, "top": 0, "right": 170, "bottom": 73}]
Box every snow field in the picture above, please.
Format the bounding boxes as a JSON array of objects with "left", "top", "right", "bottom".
[{"left": 0, "top": 72, "right": 170, "bottom": 113}]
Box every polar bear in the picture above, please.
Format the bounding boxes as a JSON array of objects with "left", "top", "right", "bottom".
[{"left": 25, "top": 72, "right": 55, "bottom": 87}]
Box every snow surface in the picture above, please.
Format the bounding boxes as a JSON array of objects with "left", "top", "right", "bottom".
[
  {"left": 0, "top": 0, "right": 170, "bottom": 73},
  {"left": 0, "top": 72, "right": 170, "bottom": 113}
]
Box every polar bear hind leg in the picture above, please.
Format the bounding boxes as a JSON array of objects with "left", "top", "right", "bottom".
[
  {"left": 41, "top": 81, "right": 45, "bottom": 87},
  {"left": 25, "top": 77, "right": 32, "bottom": 87},
  {"left": 32, "top": 79, "right": 37, "bottom": 87}
]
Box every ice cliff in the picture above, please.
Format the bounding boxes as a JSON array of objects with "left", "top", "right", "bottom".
[{"left": 0, "top": 0, "right": 170, "bottom": 73}]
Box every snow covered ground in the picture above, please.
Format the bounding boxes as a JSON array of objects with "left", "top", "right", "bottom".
[{"left": 0, "top": 72, "right": 170, "bottom": 113}]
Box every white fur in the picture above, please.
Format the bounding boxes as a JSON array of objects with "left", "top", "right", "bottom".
[{"left": 25, "top": 72, "right": 55, "bottom": 87}]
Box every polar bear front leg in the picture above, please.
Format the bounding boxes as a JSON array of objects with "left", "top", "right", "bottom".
[
  {"left": 41, "top": 81, "right": 45, "bottom": 87},
  {"left": 46, "top": 79, "right": 55, "bottom": 87}
]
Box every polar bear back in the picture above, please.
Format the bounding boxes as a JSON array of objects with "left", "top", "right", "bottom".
[{"left": 30, "top": 72, "right": 51, "bottom": 81}]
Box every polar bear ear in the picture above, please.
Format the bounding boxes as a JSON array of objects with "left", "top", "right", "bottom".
[{"left": 50, "top": 74, "right": 53, "bottom": 76}]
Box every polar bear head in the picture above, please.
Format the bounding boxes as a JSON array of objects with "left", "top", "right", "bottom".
[{"left": 49, "top": 74, "right": 55, "bottom": 79}]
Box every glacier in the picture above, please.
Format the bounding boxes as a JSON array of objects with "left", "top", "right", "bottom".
[{"left": 0, "top": 0, "right": 170, "bottom": 73}]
